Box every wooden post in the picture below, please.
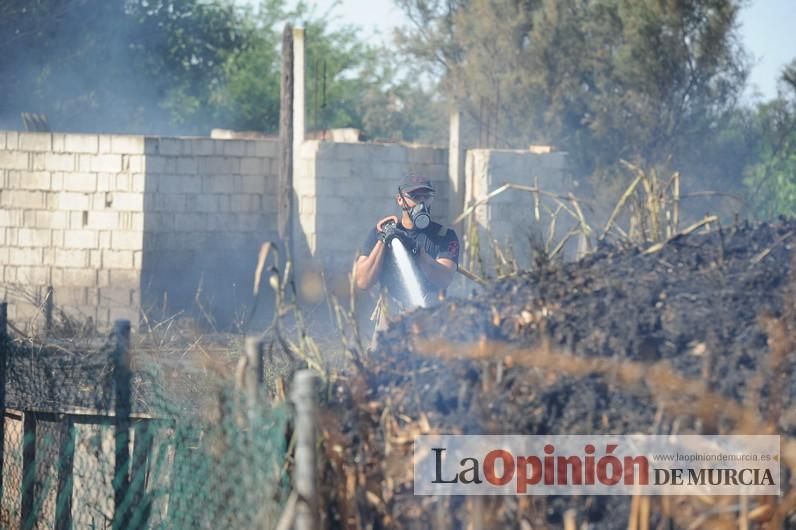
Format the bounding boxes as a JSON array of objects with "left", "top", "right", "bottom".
[
  {"left": 0, "top": 302, "right": 7, "bottom": 505},
  {"left": 21, "top": 412, "right": 37, "bottom": 530},
  {"left": 245, "top": 337, "right": 265, "bottom": 422},
  {"left": 279, "top": 24, "right": 294, "bottom": 265},
  {"left": 45, "top": 286, "right": 53, "bottom": 336},
  {"left": 54, "top": 419, "right": 75, "bottom": 530},
  {"left": 112, "top": 319, "right": 132, "bottom": 530},
  {"left": 292, "top": 370, "right": 317, "bottom": 530}
]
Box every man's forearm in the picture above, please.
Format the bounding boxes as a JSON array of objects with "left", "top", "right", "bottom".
[
  {"left": 354, "top": 241, "right": 386, "bottom": 289},
  {"left": 417, "top": 252, "right": 456, "bottom": 290}
]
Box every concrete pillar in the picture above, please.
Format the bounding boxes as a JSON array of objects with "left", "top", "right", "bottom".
[
  {"left": 292, "top": 27, "right": 305, "bottom": 151},
  {"left": 448, "top": 110, "right": 465, "bottom": 227}
]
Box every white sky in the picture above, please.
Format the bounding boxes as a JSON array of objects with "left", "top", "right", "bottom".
[{"left": 241, "top": 0, "right": 796, "bottom": 101}]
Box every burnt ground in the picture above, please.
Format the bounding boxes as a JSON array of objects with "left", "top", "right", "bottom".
[{"left": 322, "top": 218, "right": 796, "bottom": 529}]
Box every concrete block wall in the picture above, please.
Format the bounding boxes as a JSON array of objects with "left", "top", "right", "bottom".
[
  {"left": 0, "top": 131, "right": 145, "bottom": 329},
  {"left": 0, "top": 131, "right": 280, "bottom": 330},
  {"left": 465, "top": 148, "right": 575, "bottom": 269},
  {"left": 1, "top": 128, "right": 571, "bottom": 329},
  {"left": 140, "top": 137, "right": 280, "bottom": 326},
  {"left": 294, "top": 140, "right": 449, "bottom": 297}
]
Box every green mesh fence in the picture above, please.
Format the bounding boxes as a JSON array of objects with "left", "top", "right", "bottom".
[{"left": 0, "top": 324, "right": 292, "bottom": 530}]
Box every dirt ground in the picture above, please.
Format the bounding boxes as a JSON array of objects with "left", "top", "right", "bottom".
[{"left": 322, "top": 218, "right": 796, "bottom": 529}]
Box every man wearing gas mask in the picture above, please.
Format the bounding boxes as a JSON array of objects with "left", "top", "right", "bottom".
[{"left": 354, "top": 174, "right": 460, "bottom": 345}]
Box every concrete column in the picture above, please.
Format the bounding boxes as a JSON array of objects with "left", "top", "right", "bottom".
[
  {"left": 292, "top": 27, "right": 305, "bottom": 150},
  {"left": 448, "top": 110, "right": 465, "bottom": 227}
]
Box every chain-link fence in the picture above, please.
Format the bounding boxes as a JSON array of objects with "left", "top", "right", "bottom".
[{"left": 0, "top": 307, "right": 292, "bottom": 530}]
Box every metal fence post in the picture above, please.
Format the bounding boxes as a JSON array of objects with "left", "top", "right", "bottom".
[
  {"left": 54, "top": 419, "right": 75, "bottom": 530},
  {"left": 21, "top": 412, "right": 37, "bottom": 530},
  {"left": 112, "top": 319, "right": 132, "bottom": 530},
  {"left": 292, "top": 370, "right": 317, "bottom": 530}
]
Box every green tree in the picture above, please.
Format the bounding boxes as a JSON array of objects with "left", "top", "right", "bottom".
[
  {"left": 394, "top": 0, "right": 749, "bottom": 184},
  {"left": 0, "top": 0, "right": 246, "bottom": 134},
  {"left": 744, "top": 60, "right": 796, "bottom": 217}
]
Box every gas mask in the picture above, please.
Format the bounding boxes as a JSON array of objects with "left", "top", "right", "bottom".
[
  {"left": 399, "top": 186, "right": 434, "bottom": 231},
  {"left": 408, "top": 202, "right": 431, "bottom": 230}
]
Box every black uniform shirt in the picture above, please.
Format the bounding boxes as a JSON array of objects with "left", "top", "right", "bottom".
[{"left": 361, "top": 220, "right": 460, "bottom": 308}]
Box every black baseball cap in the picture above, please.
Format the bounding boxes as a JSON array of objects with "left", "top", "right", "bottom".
[{"left": 399, "top": 173, "right": 435, "bottom": 194}]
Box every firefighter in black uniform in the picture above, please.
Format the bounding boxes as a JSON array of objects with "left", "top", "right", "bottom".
[{"left": 354, "top": 174, "right": 460, "bottom": 346}]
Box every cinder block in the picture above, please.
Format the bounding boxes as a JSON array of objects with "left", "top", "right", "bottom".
[
  {"left": 176, "top": 157, "right": 197, "bottom": 175},
  {"left": 99, "top": 135, "right": 112, "bottom": 153},
  {"left": 87, "top": 211, "right": 118, "bottom": 229},
  {"left": 111, "top": 231, "right": 142, "bottom": 250},
  {"left": 110, "top": 192, "right": 144, "bottom": 211},
  {"left": 111, "top": 135, "right": 145, "bottom": 154},
  {"left": 2, "top": 190, "right": 46, "bottom": 209},
  {"left": 51, "top": 229, "right": 64, "bottom": 246},
  {"left": 63, "top": 173, "right": 97, "bottom": 192},
  {"left": 222, "top": 140, "right": 246, "bottom": 157},
  {"left": 241, "top": 175, "right": 265, "bottom": 194},
  {"left": 90, "top": 249, "right": 102, "bottom": 268},
  {"left": 102, "top": 249, "right": 133, "bottom": 268},
  {"left": 64, "top": 134, "right": 99, "bottom": 154},
  {"left": 203, "top": 174, "right": 241, "bottom": 193},
  {"left": 198, "top": 157, "right": 240, "bottom": 176},
  {"left": 133, "top": 251, "right": 142, "bottom": 269},
  {"left": 194, "top": 194, "right": 218, "bottom": 212},
  {"left": 54, "top": 287, "right": 87, "bottom": 305},
  {"left": 51, "top": 172, "right": 63, "bottom": 190},
  {"left": 109, "top": 269, "right": 139, "bottom": 286},
  {"left": 6, "top": 131, "right": 19, "bottom": 150},
  {"left": 52, "top": 134, "right": 66, "bottom": 152},
  {"left": 192, "top": 139, "right": 214, "bottom": 156},
  {"left": 14, "top": 171, "right": 51, "bottom": 190},
  {"left": 0, "top": 131, "right": 5, "bottom": 150},
  {"left": 131, "top": 173, "right": 145, "bottom": 192},
  {"left": 19, "top": 132, "right": 52, "bottom": 152},
  {"left": 15, "top": 266, "right": 49, "bottom": 284},
  {"left": 255, "top": 140, "right": 278, "bottom": 158},
  {"left": 158, "top": 138, "right": 182, "bottom": 156},
  {"left": 96, "top": 173, "right": 114, "bottom": 192},
  {"left": 63, "top": 268, "right": 97, "bottom": 287},
  {"left": 64, "top": 230, "right": 98, "bottom": 249},
  {"left": 98, "top": 231, "right": 111, "bottom": 248},
  {"left": 144, "top": 156, "right": 171, "bottom": 174},
  {"left": 48, "top": 211, "right": 68, "bottom": 229},
  {"left": 126, "top": 155, "right": 144, "bottom": 173},
  {"left": 181, "top": 175, "right": 202, "bottom": 191},
  {"left": 55, "top": 249, "right": 88, "bottom": 268},
  {"left": 90, "top": 154, "right": 122, "bottom": 173},
  {"left": 240, "top": 157, "right": 265, "bottom": 175},
  {"left": 18, "top": 228, "right": 51, "bottom": 247},
  {"left": 230, "top": 194, "right": 259, "bottom": 212},
  {"left": 174, "top": 213, "right": 206, "bottom": 231},
  {"left": 108, "top": 305, "right": 139, "bottom": 324},
  {"left": 0, "top": 151, "right": 30, "bottom": 170},
  {"left": 8, "top": 247, "right": 42, "bottom": 266},
  {"left": 155, "top": 193, "right": 184, "bottom": 211},
  {"left": 53, "top": 192, "right": 90, "bottom": 211},
  {"left": 32, "top": 153, "right": 74, "bottom": 172}
]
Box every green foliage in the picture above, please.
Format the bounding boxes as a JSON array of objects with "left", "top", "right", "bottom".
[
  {"left": 744, "top": 64, "right": 796, "bottom": 218},
  {"left": 0, "top": 0, "right": 247, "bottom": 134},
  {"left": 0, "top": 0, "right": 438, "bottom": 140},
  {"left": 394, "top": 0, "right": 749, "bottom": 182}
]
